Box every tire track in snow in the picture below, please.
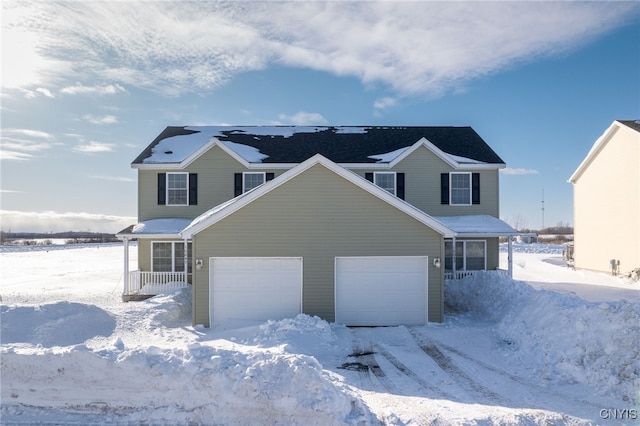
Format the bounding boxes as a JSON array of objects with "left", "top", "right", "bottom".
[
  {"left": 343, "top": 334, "right": 400, "bottom": 394},
  {"left": 406, "top": 328, "right": 505, "bottom": 404}
]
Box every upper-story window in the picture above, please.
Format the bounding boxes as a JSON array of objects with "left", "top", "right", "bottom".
[
  {"left": 243, "top": 172, "right": 265, "bottom": 193},
  {"left": 365, "top": 172, "right": 405, "bottom": 199},
  {"left": 234, "top": 172, "right": 275, "bottom": 197},
  {"left": 157, "top": 173, "right": 198, "bottom": 206},
  {"left": 441, "top": 172, "right": 480, "bottom": 205},
  {"left": 374, "top": 172, "right": 396, "bottom": 196},
  {"left": 450, "top": 172, "right": 471, "bottom": 205},
  {"left": 167, "top": 173, "right": 188, "bottom": 205}
]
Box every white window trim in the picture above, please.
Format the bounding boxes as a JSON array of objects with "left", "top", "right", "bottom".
[
  {"left": 166, "top": 172, "right": 189, "bottom": 206},
  {"left": 445, "top": 240, "right": 487, "bottom": 271},
  {"left": 151, "top": 241, "right": 193, "bottom": 273},
  {"left": 243, "top": 172, "right": 266, "bottom": 193},
  {"left": 449, "top": 172, "right": 472, "bottom": 206},
  {"left": 373, "top": 171, "right": 396, "bottom": 196}
]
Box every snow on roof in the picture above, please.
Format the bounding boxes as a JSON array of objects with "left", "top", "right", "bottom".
[
  {"left": 367, "top": 146, "right": 410, "bottom": 162},
  {"left": 433, "top": 215, "right": 518, "bottom": 236},
  {"left": 128, "top": 218, "right": 192, "bottom": 235},
  {"left": 445, "top": 153, "right": 487, "bottom": 164},
  {"left": 221, "top": 141, "right": 269, "bottom": 163}
]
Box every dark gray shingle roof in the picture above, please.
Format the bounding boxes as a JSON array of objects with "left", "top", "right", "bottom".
[{"left": 133, "top": 126, "right": 505, "bottom": 165}]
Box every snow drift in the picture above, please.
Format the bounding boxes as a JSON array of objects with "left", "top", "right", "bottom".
[{"left": 446, "top": 271, "right": 640, "bottom": 403}]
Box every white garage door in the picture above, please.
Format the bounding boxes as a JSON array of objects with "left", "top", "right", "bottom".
[
  {"left": 335, "top": 256, "right": 428, "bottom": 326},
  {"left": 209, "top": 257, "right": 302, "bottom": 324}
]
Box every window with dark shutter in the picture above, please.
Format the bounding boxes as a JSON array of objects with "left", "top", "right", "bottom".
[
  {"left": 234, "top": 173, "right": 243, "bottom": 197},
  {"left": 396, "top": 173, "right": 405, "bottom": 200},
  {"left": 472, "top": 173, "right": 480, "bottom": 205},
  {"left": 157, "top": 173, "right": 166, "bottom": 205},
  {"left": 266, "top": 172, "right": 275, "bottom": 181},
  {"left": 365, "top": 172, "right": 374, "bottom": 182},
  {"left": 189, "top": 173, "right": 198, "bottom": 205},
  {"left": 440, "top": 173, "right": 449, "bottom": 204}
]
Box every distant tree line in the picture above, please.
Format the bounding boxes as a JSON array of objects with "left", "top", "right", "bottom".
[{"left": 0, "top": 231, "right": 119, "bottom": 245}]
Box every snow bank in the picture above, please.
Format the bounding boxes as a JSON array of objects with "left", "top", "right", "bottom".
[
  {"left": 446, "top": 272, "right": 640, "bottom": 403},
  {"left": 1, "top": 290, "right": 369, "bottom": 425}
]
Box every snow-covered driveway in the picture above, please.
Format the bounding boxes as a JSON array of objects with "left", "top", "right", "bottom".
[{"left": 1, "top": 243, "right": 638, "bottom": 425}]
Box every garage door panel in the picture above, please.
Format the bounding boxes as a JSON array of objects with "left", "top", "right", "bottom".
[
  {"left": 335, "top": 256, "right": 427, "bottom": 326},
  {"left": 210, "top": 257, "right": 302, "bottom": 324}
]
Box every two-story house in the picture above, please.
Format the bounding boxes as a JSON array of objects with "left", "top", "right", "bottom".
[{"left": 117, "top": 126, "right": 519, "bottom": 327}]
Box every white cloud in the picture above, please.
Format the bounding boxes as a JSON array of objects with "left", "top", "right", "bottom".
[
  {"left": 0, "top": 210, "right": 135, "bottom": 233},
  {"left": 73, "top": 141, "right": 115, "bottom": 153},
  {"left": 277, "top": 111, "right": 328, "bottom": 125},
  {"left": 500, "top": 167, "right": 540, "bottom": 176},
  {"left": 373, "top": 97, "right": 397, "bottom": 112},
  {"left": 0, "top": 128, "right": 60, "bottom": 160},
  {"left": 60, "top": 83, "right": 126, "bottom": 96},
  {"left": 82, "top": 114, "right": 118, "bottom": 125},
  {"left": 2, "top": 2, "right": 637, "bottom": 97}
]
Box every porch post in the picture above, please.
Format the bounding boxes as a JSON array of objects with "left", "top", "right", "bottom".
[
  {"left": 123, "top": 237, "right": 129, "bottom": 294},
  {"left": 183, "top": 238, "right": 189, "bottom": 284},
  {"left": 452, "top": 236, "right": 456, "bottom": 277},
  {"left": 508, "top": 235, "right": 513, "bottom": 278}
]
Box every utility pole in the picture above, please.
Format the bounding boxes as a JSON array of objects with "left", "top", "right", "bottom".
[{"left": 541, "top": 188, "right": 545, "bottom": 230}]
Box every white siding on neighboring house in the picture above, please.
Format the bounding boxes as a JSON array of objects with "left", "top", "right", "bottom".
[{"left": 570, "top": 121, "right": 640, "bottom": 275}]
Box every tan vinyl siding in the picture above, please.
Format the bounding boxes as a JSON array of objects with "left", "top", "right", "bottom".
[
  {"left": 191, "top": 163, "right": 445, "bottom": 327},
  {"left": 355, "top": 145, "right": 500, "bottom": 217},
  {"left": 138, "top": 145, "right": 288, "bottom": 221},
  {"left": 573, "top": 126, "right": 640, "bottom": 274}
]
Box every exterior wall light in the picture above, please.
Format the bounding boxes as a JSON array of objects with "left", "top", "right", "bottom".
[
  {"left": 433, "top": 257, "right": 441, "bottom": 268},
  {"left": 195, "top": 258, "right": 204, "bottom": 270}
]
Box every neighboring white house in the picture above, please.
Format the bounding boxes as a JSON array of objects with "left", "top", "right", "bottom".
[{"left": 568, "top": 120, "right": 640, "bottom": 275}]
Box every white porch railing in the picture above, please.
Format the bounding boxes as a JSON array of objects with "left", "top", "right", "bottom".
[
  {"left": 123, "top": 270, "right": 189, "bottom": 297},
  {"left": 444, "top": 269, "right": 509, "bottom": 280}
]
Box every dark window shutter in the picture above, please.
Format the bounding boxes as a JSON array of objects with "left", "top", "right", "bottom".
[
  {"left": 188, "top": 173, "right": 198, "bottom": 205},
  {"left": 266, "top": 172, "right": 275, "bottom": 181},
  {"left": 157, "top": 173, "right": 166, "bottom": 205},
  {"left": 440, "top": 173, "right": 449, "bottom": 204},
  {"left": 396, "top": 173, "right": 405, "bottom": 200},
  {"left": 234, "top": 173, "right": 243, "bottom": 197},
  {"left": 472, "top": 173, "right": 480, "bottom": 204},
  {"left": 365, "top": 172, "right": 374, "bottom": 182}
]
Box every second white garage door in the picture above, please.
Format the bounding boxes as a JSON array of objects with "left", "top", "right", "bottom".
[
  {"left": 209, "top": 257, "right": 302, "bottom": 324},
  {"left": 335, "top": 256, "right": 428, "bottom": 326}
]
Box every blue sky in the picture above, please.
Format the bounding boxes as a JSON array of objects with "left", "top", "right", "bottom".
[{"left": 1, "top": 1, "right": 639, "bottom": 233}]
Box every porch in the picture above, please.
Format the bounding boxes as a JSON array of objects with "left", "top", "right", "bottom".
[
  {"left": 122, "top": 270, "right": 190, "bottom": 302},
  {"left": 444, "top": 269, "right": 509, "bottom": 280}
]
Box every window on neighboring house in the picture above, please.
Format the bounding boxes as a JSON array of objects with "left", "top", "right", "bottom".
[
  {"left": 152, "top": 242, "right": 193, "bottom": 274},
  {"left": 444, "top": 240, "right": 486, "bottom": 271},
  {"left": 243, "top": 172, "right": 266, "bottom": 193},
  {"left": 157, "top": 173, "right": 198, "bottom": 206}
]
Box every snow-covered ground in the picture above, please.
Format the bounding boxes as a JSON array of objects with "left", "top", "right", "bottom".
[{"left": 1, "top": 242, "right": 638, "bottom": 425}]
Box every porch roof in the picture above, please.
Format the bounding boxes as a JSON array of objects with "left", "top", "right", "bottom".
[
  {"left": 116, "top": 218, "right": 192, "bottom": 239},
  {"left": 433, "top": 215, "right": 519, "bottom": 237}
]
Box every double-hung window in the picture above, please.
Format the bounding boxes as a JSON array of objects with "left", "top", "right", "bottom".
[
  {"left": 374, "top": 172, "right": 396, "bottom": 196},
  {"left": 152, "top": 242, "right": 193, "bottom": 274},
  {"left": 243, "top": 172, "right": 265, "bottom": 193},
  {"left": 444, "top": 240, "right": 486, "bottom": 271},
  {"left": 450, "top": 172, "right": 471, "bottom": 205},
  {"left": 167, "top": 173, "right": 188, "bottom": 205}
]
